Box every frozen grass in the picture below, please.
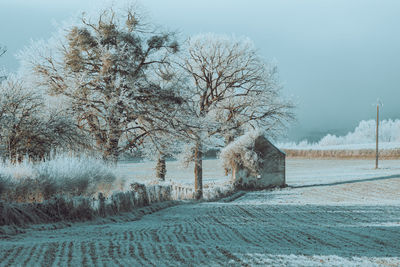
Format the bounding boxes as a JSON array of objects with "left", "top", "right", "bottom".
[
  {"left": 0, "top": 154, "right": 235, "bottom": 204},
  {"left": 280, "top": 142, "right": 400, "bottom": 151},
  {"left": 283, "top": 147, "right": 400, "bottom": 159},
  {"left": 0, "top": 155, "right": 117, "bottom": 202},
  {"left": 0, "top": 155, "right": 237, "bottom": 228}
]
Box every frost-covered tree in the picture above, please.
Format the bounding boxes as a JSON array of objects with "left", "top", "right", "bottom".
[
  {"left": 0, "top": 76, "right": 85, "bottom": 162},
  {"left": 28, "top": 7, "right": 182, "bottom": 162},
  {"left": 142, "top": 131, "right": 179, "bottom": 181},
  {"left": 136, "top": 65, "right": 188, "bottom": 180},
  {"left": 181, "top": 34, "right": 293, "bottom": 198}
]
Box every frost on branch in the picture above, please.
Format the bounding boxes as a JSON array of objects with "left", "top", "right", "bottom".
[
  {"left": 177, "top": 33, "right": 293, "bottom": 198},
  {"left": 0, "top": 76, "right": 85, "bottom": 162},
  {"left": 219, "top": 130, "right": 264, "bottom": 176},
  {"left": 24, "top": 6, "right": 182, "bottom": 162}
]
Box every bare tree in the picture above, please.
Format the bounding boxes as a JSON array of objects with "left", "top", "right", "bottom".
[
  {"left": 29, "top": 7, "right": 182, "bottom": 162},
  {"left": 0, "top": 77, "right": 86, "bottom": 162},
  {"left": 181, "top": 34, "right": 294, "bottom": 198}
]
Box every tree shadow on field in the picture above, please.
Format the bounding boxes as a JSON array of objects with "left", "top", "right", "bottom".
[{"left": 290, "top": 174, "right": 400, "bottom": 189}]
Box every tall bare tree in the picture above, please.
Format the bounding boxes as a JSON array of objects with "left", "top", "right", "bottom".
[
  {"left": 181, "top": 34, "right": 294, "bottom": 198},
  {"left": 30, "top": 7, "right": 182, "bottom": 162}
]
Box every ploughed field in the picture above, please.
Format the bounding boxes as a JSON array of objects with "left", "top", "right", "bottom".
[{"left": 1, "top": 159, "right": 400, "bottom": 266}]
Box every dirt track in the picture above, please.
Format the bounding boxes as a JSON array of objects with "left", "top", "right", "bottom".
[{"left": 1, "top": 177, "right": 400, "bottom": 266}]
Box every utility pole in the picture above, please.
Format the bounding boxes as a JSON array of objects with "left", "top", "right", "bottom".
[{"left": 375, "top": 103, "right": 379, "bottom": 169}]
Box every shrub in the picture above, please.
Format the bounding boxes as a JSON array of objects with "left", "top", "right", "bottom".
[{"left": 35, "top": 155, "right": 116, "bottom": 197}]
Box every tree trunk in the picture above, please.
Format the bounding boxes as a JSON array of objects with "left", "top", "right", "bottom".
[
  {"left": 224, "top": 135, "right": 235, "bottom": 176},
  {"left": 8, "top": 137, "right": 17, "bottom": 164},
  {"left": 194, "top": 141, "right": 203, "bottom": 199},
  {"left": 103, "top": 117, "right": 121, "bottom": 163},
  {"left": 103, "top": 136, "right": 120, "bottom": 163},
  {"left": 156, "top": 153, "right": 166, "bottom": 181}
]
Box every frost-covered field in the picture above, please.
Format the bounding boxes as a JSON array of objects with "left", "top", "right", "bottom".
[
  {"left": 116, "top": 159, "right": 227, "bottom": 186},
  {"left": 117, "top": 158, "right": 400, "bottom": 187},
  {"left": 1, "top": 159, "right": 400, "bottom": 266}
]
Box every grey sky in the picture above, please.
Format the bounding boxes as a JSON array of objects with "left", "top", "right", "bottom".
[{"left": 1, "top": 0, "right": 399, "bottom": 141}]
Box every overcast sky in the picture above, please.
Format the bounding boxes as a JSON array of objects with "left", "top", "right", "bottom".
[{"left": 1, "top": 0, "right": 399, "bottom": 141}]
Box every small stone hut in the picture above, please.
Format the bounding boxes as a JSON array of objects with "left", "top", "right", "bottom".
[{"left": 232, "top": 135, "right": 286, "bottom": 189}]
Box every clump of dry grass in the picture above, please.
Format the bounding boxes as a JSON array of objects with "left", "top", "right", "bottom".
[
  {"left": 284, "top": 148, "right": 400, "bottom": 159},
  {"left": 0, "top": 155, "right": 117, "bottom": 202}
]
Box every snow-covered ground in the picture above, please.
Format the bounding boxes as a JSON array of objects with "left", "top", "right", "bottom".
[
  {"left": 286, "top": 159, "right": 400, "bottom": 186},
  {"left": 116, "top": 159, "right": 227, "bottom": 186},
  {"left": 117, "top": 158, "right": 400, "bottom": 187},
  {"left": 1, "top": 159, "right": 400, "bottom": 266}
]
